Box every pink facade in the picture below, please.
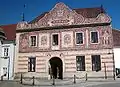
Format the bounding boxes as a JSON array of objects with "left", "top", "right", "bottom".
[
  {"left": 19, "top": 26, "right": 113, "bottom": 52},
  {"left": 15, "top": 2, "right": 114, "bottom": 79}
]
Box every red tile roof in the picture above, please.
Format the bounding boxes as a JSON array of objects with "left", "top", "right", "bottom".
[
  {"left": 73, "top": 7, "right": 105, "bottom": 18},
  {"left": 29, "top": 7, "right": 105, "bottom": 23},
  {"left": 0, "top": 24, "right": 16, "bottom": 41},
  {"left": 112, "top": 29, "right": 120, "bottom": 47}
]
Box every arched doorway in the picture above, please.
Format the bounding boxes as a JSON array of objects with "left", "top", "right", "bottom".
[{"left": 49, "top": 57, "right": 63, "bottom": 79}]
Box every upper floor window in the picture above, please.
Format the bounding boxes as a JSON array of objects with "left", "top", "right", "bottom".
[
  {"left": 76, "top": 56, "right": 85, "bottom": 71},
  {"left": 52, "top": 34, "right": 58, "bottom": 46},
  {"left": 92, "top": 55, "right": 101, "bottom": 72},
  {"left": 30, "top": 36, "right": 37, "bottom": 47},
  {"left": 4, "top": 47, "right": 9, "bottom": 57},
  {"left": 91, "top": 31, "right": 98, "bottom": 43},
  {"left": 76, "top": 33, "right": 83, "bottom": 44},
  {"left": 28, "top": 57, "right": 36, "bottom": 72}
]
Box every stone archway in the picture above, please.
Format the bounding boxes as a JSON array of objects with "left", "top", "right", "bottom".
[{"left": 49, "top": 57, "right": 63, "bottom": 79}]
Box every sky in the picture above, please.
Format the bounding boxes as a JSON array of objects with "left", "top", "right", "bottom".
[{"left": 0, "top": 0, "right": 120, "bottom": 29}]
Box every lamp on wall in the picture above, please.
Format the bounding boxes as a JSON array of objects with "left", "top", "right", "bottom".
[
  {"left": 47, "top": 53, "right": 51, "bottom": 57},
  {"left": 60, "top": 53, "right": 64, "bottom": 57}
]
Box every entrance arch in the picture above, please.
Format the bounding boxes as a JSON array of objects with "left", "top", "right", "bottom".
[{"left": 49, "top": 57, "right": 63, "bottom": 79}]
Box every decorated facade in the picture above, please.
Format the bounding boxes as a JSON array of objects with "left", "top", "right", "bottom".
[{"left": 15, "top": 2, "right": 114, "bottom": 79}]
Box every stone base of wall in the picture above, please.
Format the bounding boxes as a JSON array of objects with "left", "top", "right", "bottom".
[{"left": 14, "top": 71, "right": 114, "bottom": 80}]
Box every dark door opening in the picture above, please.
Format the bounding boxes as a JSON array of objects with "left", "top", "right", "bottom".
[{"left": 49, "top": 57, "right": 63, "bottom": 79}]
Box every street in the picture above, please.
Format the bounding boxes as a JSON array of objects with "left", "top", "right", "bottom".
[{"left": 0, "top": 79, "right": 120, "bottom": 87}]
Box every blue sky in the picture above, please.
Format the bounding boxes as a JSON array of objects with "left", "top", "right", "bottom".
[{"left": 0, "top": 0, "right": 120, "bottom": 29}]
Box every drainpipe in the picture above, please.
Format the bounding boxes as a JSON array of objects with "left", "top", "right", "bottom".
[
  {"left": 8, "top": 56, "right": 10, "bottom": 80},
  {"left": 112, "top": 50, "right": 116, "bottom": 80},
  {"left": 12, "top": 42, "right": 16, "bottom": 79}
]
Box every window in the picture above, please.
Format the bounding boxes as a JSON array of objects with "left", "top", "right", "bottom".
[
  {"left": 28, "top": 57, "right": 36, "bottom": 72},
  {"left": 4, "top": 48, "right": 9, "bottom": 57},
  {"left": 91, "top": 31, "right": 98, "bottom": 43},
  {"left": 92, "top": 55, "right": 101, "bottom": 71},
  {"left": 76, "top": 33, "right": 83, "bottom": 44},
  {"left": 3, "top": 67, "right": 7, "bottom": 76},
  {"left": 76, "top": 56, "right": 85, "bottom": 71},
  {"left": 30, "top": 36, "right": 37, "bottom": 46},
  {"left": 52, "top": 34, "right": 58, "bottom": 46}
]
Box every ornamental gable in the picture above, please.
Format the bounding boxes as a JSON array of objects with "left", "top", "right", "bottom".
[{"left": 16, "top": 2, "right": 111, "bottom": 30}]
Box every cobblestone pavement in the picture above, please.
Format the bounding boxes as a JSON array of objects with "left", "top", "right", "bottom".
[{"left": 0, "top": 79, "right": 120, "bottom": 87}]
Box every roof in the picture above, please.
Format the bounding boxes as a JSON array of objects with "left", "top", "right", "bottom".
[
  {"left": 0, "top": 24, "right": 16, "bottom": 41},
  {"left": 73, "top": 7, "right": 105, "bottom": 18},
  {"left": 29, "top": 7, "right": 105, "bottom": 24},
  {"left": 0, "top": 27, "right": 6, "bottom": 39},
  {"left": 29, "top": 12, "right": 48, "bottom": 24},
  {"left": 112, "top": 29, "right": 120, "bottom": 47},
  {"left": 0, "top": 27, "right": 3, "bottom": 31}
]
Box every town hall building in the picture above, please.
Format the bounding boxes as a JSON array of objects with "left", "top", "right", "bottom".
[{"left": 15, "top": 2, "right": 114, "bottom": 79}]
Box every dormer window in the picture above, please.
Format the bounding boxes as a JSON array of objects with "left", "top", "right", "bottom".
[{"left": 30, "top": 36, "right": 37, "bottom": 47}]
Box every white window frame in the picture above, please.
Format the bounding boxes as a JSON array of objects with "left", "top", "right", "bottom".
[
  {"left": 75, "top": 32, "right": 84, "bottom": 45},
  {"left": 29, "top": 35, "right": 37, "bottom": 47},
  {"left": 51, "top": 33, "right": 59, "bottom": 46},
  {"left": 3, "top": 47, "right": 9, "bottom": 57},
  {"left": 90, "top": 31, "right": 99, "bottom": 44}
]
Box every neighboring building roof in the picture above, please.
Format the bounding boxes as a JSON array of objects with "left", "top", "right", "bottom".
[
  {"left": 112, "top": 29, "right": 120, "bottom": 47},
  {"left": 0, "top": 24, "right": 16, "bottom": 41},
  {"left": 29, "top": 7, "right": 105, "bottom": 24},
  {"left": 0, "top": 27, "right": 4, "bottom": 31},
  {"left": 0, "top": 27, "right": 6, "bottom": 39}
]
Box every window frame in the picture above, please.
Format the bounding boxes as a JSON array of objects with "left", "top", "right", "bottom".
[
  {"left": 76, "top": 56, "right": 85, "bottom": 71},
  {"left": 75, "top": 32, "right": 84, "bottom": 45},
  {"left": 28, "top": 57, "right": 36, "bottom": 72},
  {"left": 3, "top": 47, "right": 9, "bottom": 57},
  {"left": 29, "top": 35, "right": 37, "bottom": 47},
  {"left": 51, "top": 33, "right": 59, "bottom": 46},
  {"left": 90, "top": 31, "right": 99, "bottom": 44},
  {"left": 91, "top": 55, "right": 101, "bottom": 72}
]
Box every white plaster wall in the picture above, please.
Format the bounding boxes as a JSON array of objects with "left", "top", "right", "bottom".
[
  {"left": 113, "top": 48, "right": 120, "bottom": 68},
  {"left": 0, "top": 43, "right": 15, "bottom": 80}
]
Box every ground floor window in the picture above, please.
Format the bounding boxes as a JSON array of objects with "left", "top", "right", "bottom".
[
  {"left": 28, "top": 57, "right": 36, "bottom": 72},
  {"left": 76, "top": 56, "right": 85, "bottom": 71},
  {"left": 92, "top": 55, "right": 101, "bottom": 71}
]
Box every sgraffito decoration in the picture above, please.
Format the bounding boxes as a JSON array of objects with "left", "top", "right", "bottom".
[
  {"left": 16, "top": 2, "right": 111, "bottom": 30},
  {"left": 41, "top": 36, "right": 47, "bottom": 45},
  {"left": 64, "top": 34, "right": 71, "bottom": 45},
  {"left": 19, "top": 33, "right": 29, "bottom": 49}
]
